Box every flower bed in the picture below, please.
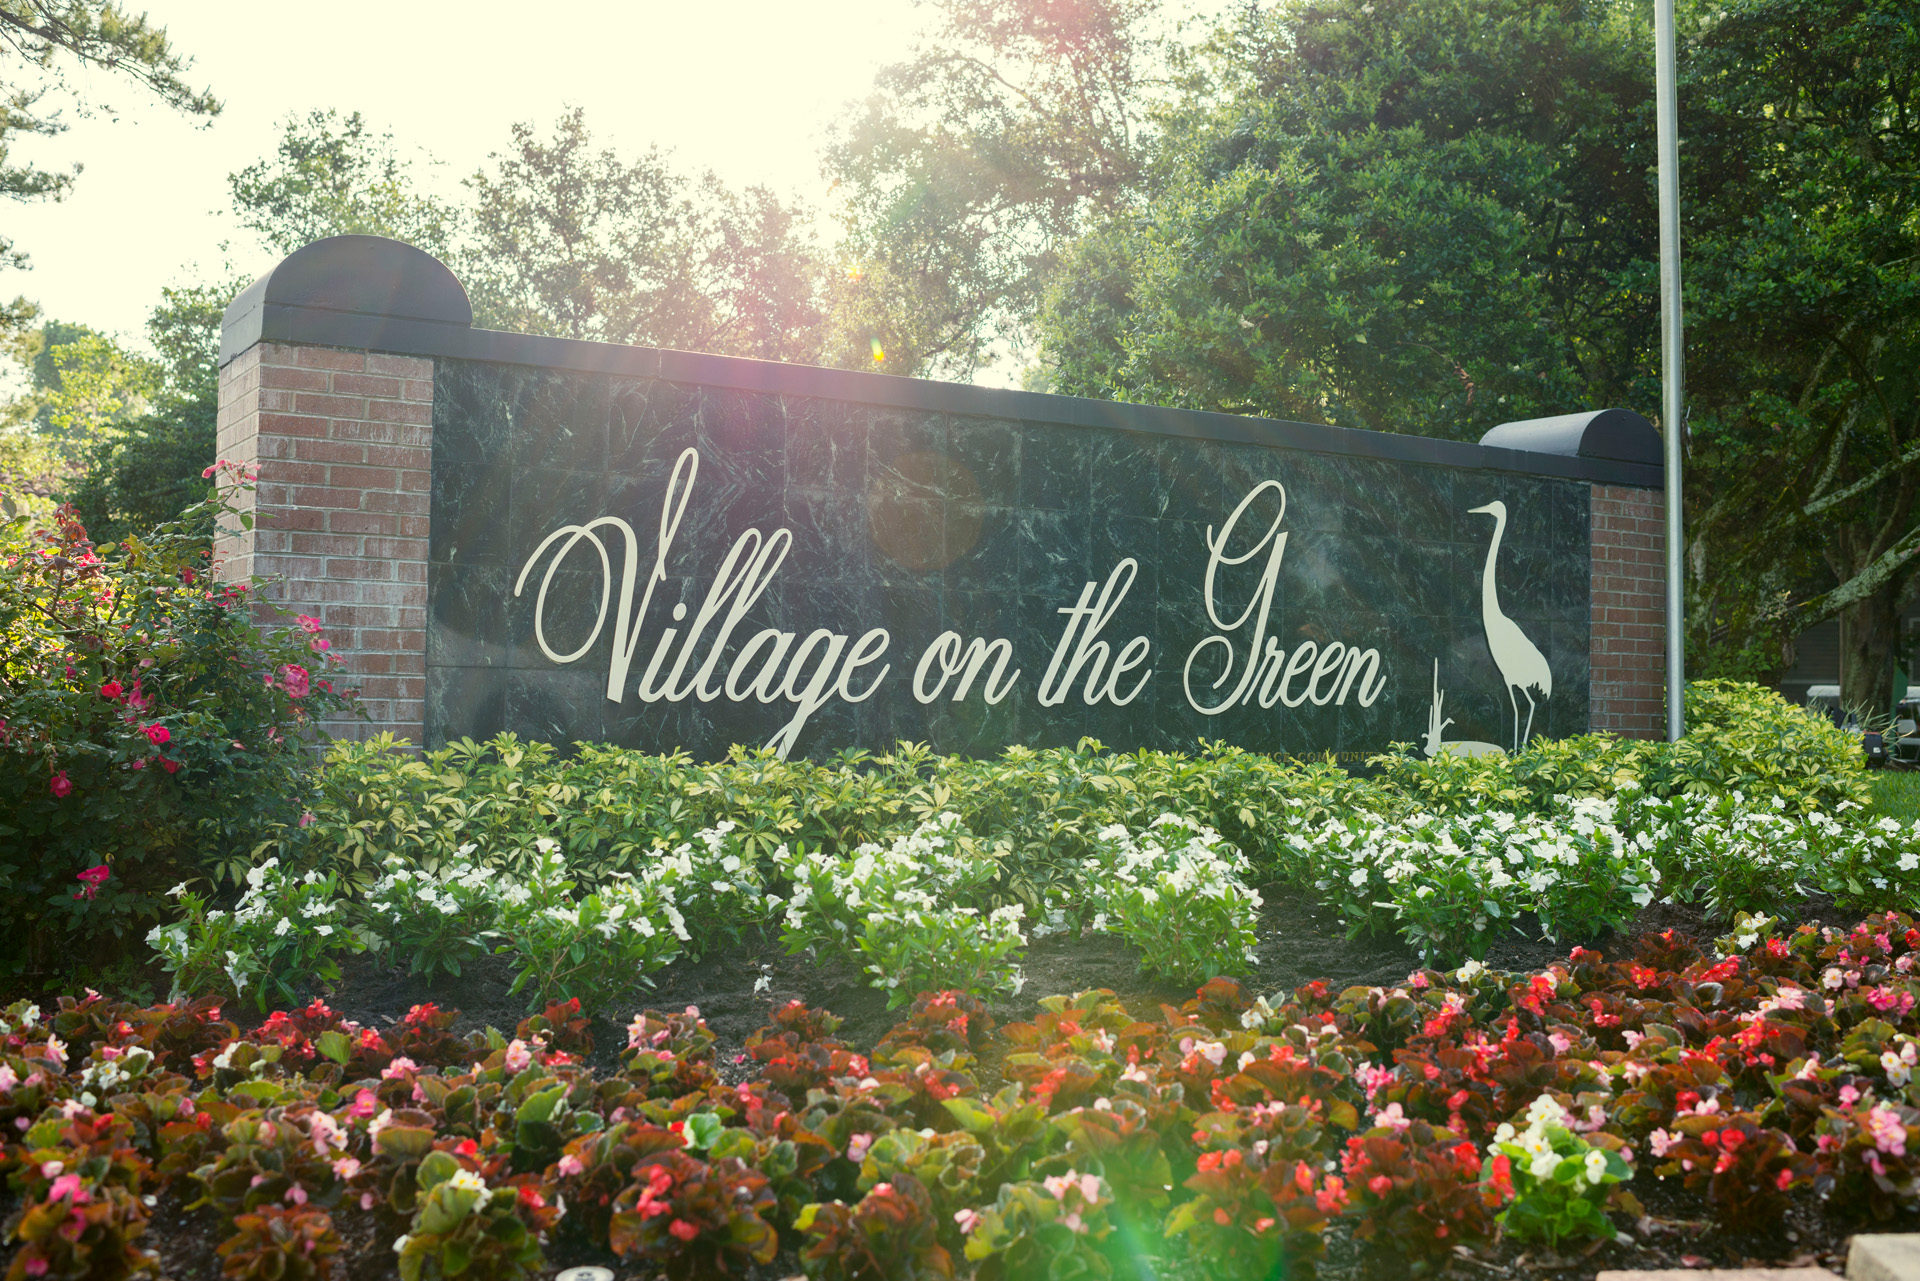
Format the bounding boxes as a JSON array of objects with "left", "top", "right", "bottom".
[{"left": 10, "top": 904, "right": 1920, "bottom": 1280}]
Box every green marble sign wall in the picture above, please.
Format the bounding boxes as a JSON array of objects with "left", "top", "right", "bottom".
[
  {"left": 215, "top": 236, "right": 1666, "bottom": 758},
  {"left": 426, "top": 359, "right": 1593, "bottom": 761}
]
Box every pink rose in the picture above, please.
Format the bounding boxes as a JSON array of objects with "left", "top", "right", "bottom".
[
  {"left": 49, "top": 771, "right": 70, "bottom": 798},
  {"left": 143, "top": 724, "right": 170, "bottom": 746},
  {"left": 278, "top": 664, "right": 310, "bottom": 698}
]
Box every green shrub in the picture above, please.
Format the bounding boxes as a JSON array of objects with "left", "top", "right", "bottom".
[
  {"left": 0, "top": 475, "right": 358, "bottom": 972},
  {"left": 1370, "top": 680, "right": 1866, "bottom": 818}
]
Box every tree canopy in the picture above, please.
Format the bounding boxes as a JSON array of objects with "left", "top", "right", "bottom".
[{"left": 0, "top": 0, "right": 217, "bottom": 272}]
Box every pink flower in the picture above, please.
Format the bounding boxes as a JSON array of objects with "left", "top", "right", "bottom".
[
  {"left": 845, "top": 1132, "right": 874, "bottom": 1164},
  {"left": 556, "top": 1155, "right": 584, "bottom": 1178},
  {"left": 299, "top": 811, "right": 315, "bottom": 828},
  {"left": 278, "top": 664, "right": 310, "bottom": 698},
  {"left": 667, "top": 1219, "right": 699, "bottom": 1242},
  {"left": 332, "top": 1157, "right": 361, "bottom": 1180},
  {"left": 99, "top": 681, "right": 122, "bottom": 700},
  {"left": 954, "top": 1208, "right": 982, "bottom": 1234},
  {"left": 504, "top": 1040, "right": 532, "bottom": 1074},
  {"left": 1867, "top": 1105, "right": 1908, "bottom": 1157},
  {"left": 346, "top": 1089, "right": 377, "bottom": 1119},
  {"left": 1649, "top": 1128, "right": 1678, "bottom": 1157},
  {"left": 284, "top": 1184, "right": 308, "bottom": 1205},
  {"left": 47, "top": 1173, "right": 88, "bottom": 1204},
  {"left": 143, "top": 723, "right": 170, "bottom": 746},
  {"left": 49, "top": 771, "right": 70, "bottom": 798},
  {"left": 23, "top": 1257, "right": 46, "bottom": 1277},
  {"left": 297, "top": 615, "right": 323, "bottom": 633},
  {"left": 71, "top": 865, "right": 109, "bottom": 901},
  {"left": 381, "top": 1056, "right": 418, "bottom": 1080}
]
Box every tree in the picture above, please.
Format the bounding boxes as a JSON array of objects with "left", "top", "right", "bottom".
[
  {"left": 63, "top": 282, "right": 231, "bottom": 543},
  {"left": 227, "top": 109, "right": 456, "bottom": 259},
  {"left": 461, "top": 108, "right": 826, "bottom": 361},
  {"left": 0, "top": 1, "right": 218, "bottom": 332},
  {"left": 1037, "top": 0, "right": 1659, "bottom": 439},
  {"left": 822, "top": 0, "right": 1169, "bottom": 376},
  {"left": 1676, "top": 0, "right": 1920, "bottom": 709}
]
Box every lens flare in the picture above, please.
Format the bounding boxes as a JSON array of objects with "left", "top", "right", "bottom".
[{"left": 870, "top": 338, "right": 885, "bottom": 364}]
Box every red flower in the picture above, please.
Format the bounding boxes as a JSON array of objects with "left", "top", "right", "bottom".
[
  {"left": 667, "top": 1219, "right": 699, "bottom": 1242},
  {"left": 49, "top": 771, "right": 70, "bottom": 798},
  {"left": 72, "top": 865, "right": 109, "bottom": 901},
  {"left": 296, "top": 614, "right": 323, "bottom": 633},
  {"left": 143, "top": 723, "right": 170, "bottom": 746},
  {"left": 99, "top": 681, "right": 122, "bottom": 700},
  {"left": 1490, "top": 1153, "right": 1515, "bottom": 1200},
  {"left": 158, "top": 757, "right": 180, "bottom": 774}
]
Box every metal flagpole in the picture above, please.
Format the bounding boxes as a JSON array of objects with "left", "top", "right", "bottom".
[{"left": 1656, "top": 0, "right": 1685, "bottom": 742}]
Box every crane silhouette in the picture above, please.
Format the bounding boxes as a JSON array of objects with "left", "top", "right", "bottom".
[{"left": 1467, "top": 501, "right": 1552, "bottom": 751}]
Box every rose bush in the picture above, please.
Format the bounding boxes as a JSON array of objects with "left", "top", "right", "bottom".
[{"left": 0, "top": 469, "right": 358, "bottom": 972}]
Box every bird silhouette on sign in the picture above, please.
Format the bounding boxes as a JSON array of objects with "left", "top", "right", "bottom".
[{"left": 1468, "top": 500, "right": 1552, "bottom": 751}]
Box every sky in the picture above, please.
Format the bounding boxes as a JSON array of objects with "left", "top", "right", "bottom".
[{"left": 3, "top": 0, "right": 932, "bottom": 350}]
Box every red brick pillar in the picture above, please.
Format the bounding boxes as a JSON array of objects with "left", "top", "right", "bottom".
[
  {"left": 214, "top": 341, "right": 434, "bottom": 743},
  {"left": 1589, "top": 484, "right": 1667, "bottom": 737}
]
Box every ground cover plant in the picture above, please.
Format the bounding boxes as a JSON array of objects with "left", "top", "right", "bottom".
[
  {"left": 127, "top": 682, "right": 1918, "bottom": 1016},
  {"left": 13, "top": 908, "right": 1920, "bottom": 1279}
]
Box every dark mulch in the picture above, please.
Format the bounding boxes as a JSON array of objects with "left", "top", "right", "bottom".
[{"left": 4, "top": 887, "right": 1899, "bottom": 1278}]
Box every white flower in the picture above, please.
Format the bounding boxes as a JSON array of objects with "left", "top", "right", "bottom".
[{"left": 1583, "top": 1149, "right": 1608, "bottom": 1184}]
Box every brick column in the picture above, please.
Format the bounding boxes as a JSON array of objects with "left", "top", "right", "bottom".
[
  {"left": 214, "top": 341, "right": 434, "bottom": 743},
  {"left": 1589, "top": 484, "right": 1667, "bottom": 737}
]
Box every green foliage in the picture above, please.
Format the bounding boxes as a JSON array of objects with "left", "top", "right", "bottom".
[
  {"left": 490, "top": 850, "right": 684, "bottom": 1012},
  {"left": 0, "top": 0, "right": 220, "bottom": 277},
  {"left": 63, "top": 280, "right": 234, "bottom": 545},
  {"left": 1069, "top": 813, "right": 1263, "bottom": 984},
  {"left": 1301, "top": 801, "right": 1657, "bottom": 963},
  {"left": 1039, "top": 0, "right": 1655, "bottom": 438},
  {"left": 147, "top": 860, "right": 367, "bottom": 1010},
  {"left": 779, "top": 814, "right": 1027, "bottom": 1008},
  {"left": 1485, "top": 1095, "right": 1630, "bottom": 1248},
  {"left": 459, "top": 108, "right": 826, "bottom": 362},
  {"left": 1872, "top": 772, "right": 1920, "bottom": 824},
  {"left": 0, "top": 480, "right": 359, "bottom": 973},
  {"left": 1371, "top": 681, "right": 1867, "bottom": 818},
  {"left": 1676, "top": 0, "right": 1920, "bottom": 705},
  {"left": 820, "top": 0, "right": 1164, "bottom": 377},
  {"left": 397, "top": 1151, "right": 550, "bottom": 1281},
  {"left": 229, "top": 109, "right": 457, "bottom": 258},
  {"left": 362, "top": 850, "right": 501, "bottom": 981}
]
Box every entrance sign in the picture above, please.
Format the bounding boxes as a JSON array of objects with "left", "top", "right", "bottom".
[{"left": 213, "top": 237, "right": 1669, "bottom": 758}]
